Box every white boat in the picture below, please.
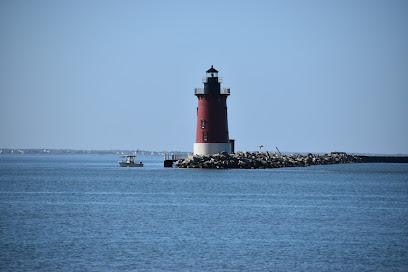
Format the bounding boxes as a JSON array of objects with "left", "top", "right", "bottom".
[{"left": 118, "top": 155, "right": 143, "bottom": 167}]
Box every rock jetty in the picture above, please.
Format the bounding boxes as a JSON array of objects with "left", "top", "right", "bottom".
[{"left": 176, "top": 151, "right": 362, "bottom": 169}]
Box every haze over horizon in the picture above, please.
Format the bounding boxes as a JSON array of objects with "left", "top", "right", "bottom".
[{"left": 1, "top": 0, "right": 407, "bottom": 154}]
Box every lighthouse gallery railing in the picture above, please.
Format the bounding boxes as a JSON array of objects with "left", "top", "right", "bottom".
[
  {"left": 202, "top": 77, "right": 223, "bottom": 83},
  {"left": 194, "top": 88, "right": 230, "bottom": 95}
]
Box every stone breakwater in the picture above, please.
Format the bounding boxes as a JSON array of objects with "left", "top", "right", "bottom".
[{"left": 176, "top": 151, "right": 362, "bottom": 169}]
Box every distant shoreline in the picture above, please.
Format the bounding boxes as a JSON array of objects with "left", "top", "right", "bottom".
[
  {"left": 0, "top": 149, "right": 191, "bottom": 156},
  {"left": 1, "top": 148, "right": 406, "bottom": 157}
]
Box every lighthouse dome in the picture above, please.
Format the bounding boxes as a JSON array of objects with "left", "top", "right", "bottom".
[{"left": 206, "top": 65, "right": 218, "bottom": 78}]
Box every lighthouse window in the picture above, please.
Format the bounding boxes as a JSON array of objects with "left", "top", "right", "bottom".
[
  {"left": 203, "top": 132, "right": 208, "bottom": 141},
  {"left": 201, "top": 120, "right": 206, "bottom": 129},
  {"left": 206, "top": 72, "right": 218, "bottom": 78}
]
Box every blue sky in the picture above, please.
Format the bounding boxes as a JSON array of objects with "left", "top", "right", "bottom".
[{"left": 1, "top": 0, "right": 407, "bottom": 154}]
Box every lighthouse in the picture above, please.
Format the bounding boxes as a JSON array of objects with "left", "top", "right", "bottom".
[{"left": 194, "top": 66, "right": 231, "bottom": 155}]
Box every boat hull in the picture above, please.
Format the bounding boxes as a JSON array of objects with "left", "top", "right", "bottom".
[{"left": 118, "top": 161, "right": 144, "bottom": 167}]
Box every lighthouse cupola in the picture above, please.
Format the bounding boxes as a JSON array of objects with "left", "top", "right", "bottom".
[
  {"left": 193, "top": 66, "right": 231, "bottom": 156},
  {"left": 206, "top": 65, "right": 218, "bottom": 78}
]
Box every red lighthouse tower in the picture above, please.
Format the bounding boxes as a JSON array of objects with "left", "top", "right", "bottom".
[{"left": 194, "top": 66, "right": 231, "bottom": 155}]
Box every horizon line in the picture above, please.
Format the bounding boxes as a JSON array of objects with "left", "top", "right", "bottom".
[{"left": 1, "top": 148, "right": 407, "bottom": 156}]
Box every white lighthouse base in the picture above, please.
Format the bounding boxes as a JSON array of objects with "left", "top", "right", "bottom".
[{"left": 194, "top": 143, "right": 231, "bottom": 156}]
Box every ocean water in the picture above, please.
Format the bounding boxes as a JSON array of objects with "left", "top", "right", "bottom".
[{"left": 0, "top": 155, "right": 407, "bottom": 271}]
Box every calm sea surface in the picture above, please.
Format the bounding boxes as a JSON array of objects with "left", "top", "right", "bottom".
[{"left": 0, "top": 155, "right": 407, "bottom": 271}]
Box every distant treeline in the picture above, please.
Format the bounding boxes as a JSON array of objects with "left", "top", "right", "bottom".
[{"left": 0, "top": 149, "right": 191, "bottom": 156}]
